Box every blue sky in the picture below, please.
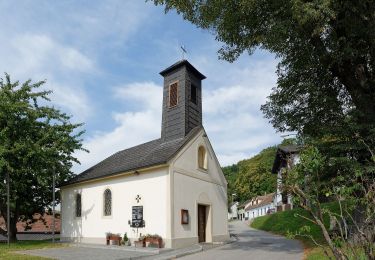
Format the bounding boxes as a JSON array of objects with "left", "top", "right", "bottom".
[{"left": 0, "top": 0, "right": 285, "bottom": 173}]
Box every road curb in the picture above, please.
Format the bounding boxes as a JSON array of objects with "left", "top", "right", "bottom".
[{"left": 130, "top": 244, "right": 203, "bottom": 260}]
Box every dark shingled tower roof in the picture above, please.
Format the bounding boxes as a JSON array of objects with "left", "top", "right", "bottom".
[
  {"left": 61, "top": 126, "right": 202, "bottom": 186},
  {"left": 159, "top": 60, "right": 206, "bottom": 80}
]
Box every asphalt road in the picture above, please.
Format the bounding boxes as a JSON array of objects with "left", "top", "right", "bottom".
[
  {"left": 181, "top": 220, "right": 304, "bottom": 260},
  {"left": 18, "top": 221, "right": 303, "bottom": 260}
]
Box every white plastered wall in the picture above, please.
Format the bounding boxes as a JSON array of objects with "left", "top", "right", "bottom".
[
  {"left": 246, "top": 202, "right": 275, "bottom": 219},
  {"left": 168, "top": 129, "right": 229, "bottom": 248},
  {"left": 60, "top": 167, "right": 169, "bottom": 244}
]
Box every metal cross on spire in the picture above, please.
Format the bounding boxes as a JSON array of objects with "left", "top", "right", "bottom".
[{"left": 180, "top": 45, "right": 187, "bottom": 60}]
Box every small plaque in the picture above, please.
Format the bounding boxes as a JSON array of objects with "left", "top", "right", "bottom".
[
  {"left": 181, "top": 209, "right": 189, "bottom": 224},
  {"left": 132, "top": 206, "right": 143, "bottom": 227}
]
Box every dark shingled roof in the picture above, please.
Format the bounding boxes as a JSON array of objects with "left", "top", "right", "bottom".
[
  {"left": 271, "top": 144, "right": 302, "bottom": 174},
  {"left": 159, "top": 60, "right": 206, "bottom": 80},
  {"left": 61, "top": 126, "right": 202, "bottom": 187}
]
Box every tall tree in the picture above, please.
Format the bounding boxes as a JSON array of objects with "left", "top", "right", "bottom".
[
  {"left": 152, "top": 0, "right": 375, "bottom": 144},
  {"left": 0, "top": 74, "right": 86, "bottom": 241}
]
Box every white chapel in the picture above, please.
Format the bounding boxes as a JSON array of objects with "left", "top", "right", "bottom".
[{"left": 60, "top": 60, "right": 229, "bottom": 248}]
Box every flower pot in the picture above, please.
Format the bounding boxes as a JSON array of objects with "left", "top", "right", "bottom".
[
  {"left": 144, "top": 237, "right": 163, "bottom": 248},
  {"left": 134, "top": 240, "right": 144, "bottom": 247}
]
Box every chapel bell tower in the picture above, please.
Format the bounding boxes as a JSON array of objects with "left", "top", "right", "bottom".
[{"left": 159, "top": 60, "right": 206, "bottom": 141}]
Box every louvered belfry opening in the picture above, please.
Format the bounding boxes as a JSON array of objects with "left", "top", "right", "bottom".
[
  {"left": 160, "top": 60, "right": 206, "bottom": 141},
  {"left": 169, "top": 82, "right": 178, "bottom": 107}
]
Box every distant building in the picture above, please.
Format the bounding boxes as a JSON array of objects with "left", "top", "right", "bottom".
[
  {"left": 0, "top": 213, "right": 60, "bottom": 233},
  {"left": 272, "top": 145, "right": 301, "bottom": 211},
  {"left": 244, "top": 193, "right": 276, "bottom": 220},
  {"left": 228, "top": 202, "right": 239, "bottom": 220},
  {"left": 235, "top": 193, "right": 276, "bottom": 221}
]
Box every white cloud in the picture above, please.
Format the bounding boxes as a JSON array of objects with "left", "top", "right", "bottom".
[
  {"left": 218, "top": 152, "right": 255, "bottom": 167},
  {"left": 9, "top": 34, "right": 94, "bottom": 74},
  {"left": 198, "top": 57, "right": 283, "bottom": 167},
  {"left": 0, "top": 33, "right": 94, "bottom": 121},
  {"left": 0, "top": 0, "right": 155, "bottom": 122},
  {"left": 73, "top": 82, "right": 163, "bottom": 173},
  {"left": 114, "top": 82, "right": 162, "bottom": 111}
]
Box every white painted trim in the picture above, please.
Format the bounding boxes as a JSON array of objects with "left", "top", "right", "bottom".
[
  {"left": 168, "top": 165, "right": 174, "bottom": 240},
  {"left": 60, "top": 164, "right": 168, "bottom": 189}
]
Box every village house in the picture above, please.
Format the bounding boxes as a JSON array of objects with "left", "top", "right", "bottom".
[
  {"left": 243, "top": 193, "right": 275, "bottom": 220},
  {"left": 236, "top": 193, "right": 275, "bottom": 221},
  {"left": 271, "top": 145, "right": 300, "bottom": 211},
  {"left": 0, "top": 213, "right": 61, "bottom": 234},
  {"left": 59, "top": 60, "right": 229, "bottom": 249},
  {"left": 227, "top": 201, "right": 239, "bottom": 220}
]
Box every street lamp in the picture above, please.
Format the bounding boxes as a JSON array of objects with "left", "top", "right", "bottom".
[{"left": 52, "top": 167, "right": 56, "bottom": 243}]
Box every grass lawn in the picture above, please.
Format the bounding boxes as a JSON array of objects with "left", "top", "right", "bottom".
[
  {"left": 0, "top": 240, "right": 64, "bottom": 260},
  {"left": 250, "top": 203, "right": 339, "bottom": 260}
]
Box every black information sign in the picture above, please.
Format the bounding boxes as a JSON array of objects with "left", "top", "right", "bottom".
[{"left": 132, "top": 206, "right": 143, "bottom": 228}]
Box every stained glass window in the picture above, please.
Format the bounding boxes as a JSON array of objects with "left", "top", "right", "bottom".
[
  {"left": 76, "top": 194, "right": 81, "bottom": 217},
  {"left": 104, "top": 189, "right": 112, "bottom": 216}
]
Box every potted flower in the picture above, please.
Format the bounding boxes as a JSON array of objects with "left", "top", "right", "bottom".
[
  {"left": 123, "top": 232, "right": 130, "bottom": 246},
  {"left": 106, "top": 232, "right": 122, "bottom": 245},
  {"left": 144, "top": 234, "right": 163, "bottom": 248},
  {"left": 134, "top": 235, "right": 145, "bottom": 247}
]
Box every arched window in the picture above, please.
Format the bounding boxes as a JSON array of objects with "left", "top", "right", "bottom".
[
  {"left": 76, "top": 194, "right": 82, "bottom": 217},
  {"left": 103, "top": 189, "right": 112, "bottom": 216},
  {"left": 198, "top": 146, "right": 207, "bottom": 170}
]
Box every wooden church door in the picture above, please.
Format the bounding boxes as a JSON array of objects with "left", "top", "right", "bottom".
[{"left": 198, "top": 205, "right": 206, "bottom": 243}]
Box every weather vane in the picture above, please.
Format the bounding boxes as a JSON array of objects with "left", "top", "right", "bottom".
[{"left": 180, "top": 45, "right": 187, "bottom": 60}]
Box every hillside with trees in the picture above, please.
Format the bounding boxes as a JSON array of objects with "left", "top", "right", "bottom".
[
  {"left": 223, "top": 138, "right": 297, "bottom": 204},
  {"left": 223, "top": 146, "right": 277, "bottom": 204}
]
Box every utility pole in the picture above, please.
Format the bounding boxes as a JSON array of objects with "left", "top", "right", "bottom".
[
  {"left": 52, "top": 168, "right": 55, "bottom": 243},
  {"left": 6, "top": 171, "right": 10, "bottom": 247}
]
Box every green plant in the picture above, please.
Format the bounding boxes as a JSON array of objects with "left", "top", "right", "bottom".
[
  {"left": 123, "top": 232, "right": 128, "bottom": 242},
  {"left": 0, "top": 74, "right": 86, "bottom": 241},
  {"left": 286, "top": 146, "right": 375, "bottom": 260}
]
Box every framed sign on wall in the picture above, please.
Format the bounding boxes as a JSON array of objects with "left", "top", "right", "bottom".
[
  {"left": 132, "top": 206, "right": 144, "bottom": 227},
  {"left": 181, "top": 209, "right": 189, "bottom": 224}
]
